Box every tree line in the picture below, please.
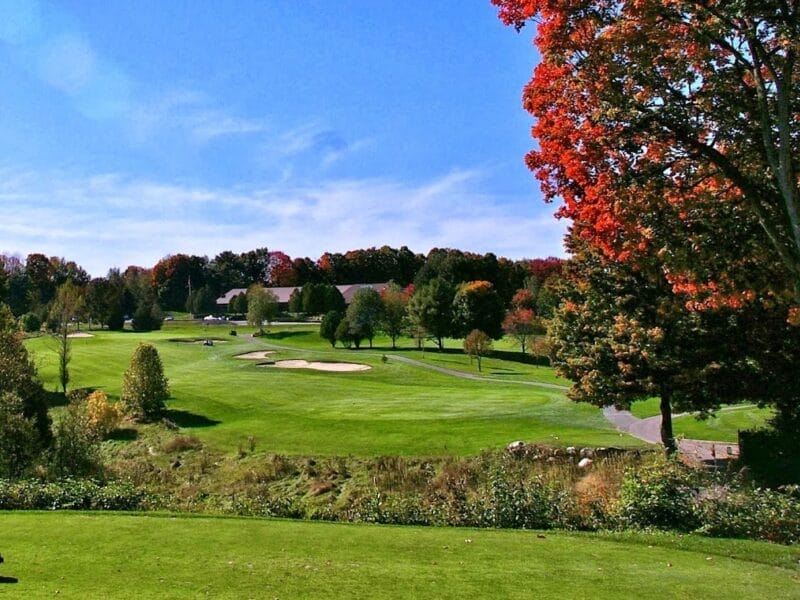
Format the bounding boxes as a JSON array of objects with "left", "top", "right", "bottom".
[{"left": 0, "top": 247, "right": 563, "bottom": 332}]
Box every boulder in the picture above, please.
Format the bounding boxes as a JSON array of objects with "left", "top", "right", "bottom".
[
  {"left": 506, "top": 441, "right": 526, "bottom": 453},
  {"left": 578, "top": 457, "right": 593, "bottom": 469},
  {"left": 580, "top": 448, "right": 594, "bottom": 459}
]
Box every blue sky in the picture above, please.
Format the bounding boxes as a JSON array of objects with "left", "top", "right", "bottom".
[{"left": 0, "top": 0, "right": 565, "bottom": 276}]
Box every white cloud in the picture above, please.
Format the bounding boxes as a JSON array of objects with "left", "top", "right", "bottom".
[{"left": 0, "top": 167, "right": 567, "bottom": 276}]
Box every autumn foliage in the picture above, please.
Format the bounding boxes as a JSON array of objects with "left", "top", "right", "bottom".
[{"left": 494, "top": 0, "right": 800, "bottom": 316}]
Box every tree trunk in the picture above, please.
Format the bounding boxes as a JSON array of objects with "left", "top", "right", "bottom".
[{"left": 659, "top": 389, "right": 677, "bottom": 457}]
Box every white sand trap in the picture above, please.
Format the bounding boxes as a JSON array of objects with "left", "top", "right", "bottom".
[
  {"left": 67, "top": 332, "right": 94, "bottom": 338},
  {"left": 267, "top": 359, "right": 371, "bottom": 372},
  {"left": 235, "top": 351, "right": 275, "bottom": 360}
]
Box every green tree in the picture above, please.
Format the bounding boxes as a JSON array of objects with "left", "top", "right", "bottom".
[
  {"left": 121, "top": 343, "right": 170, "bottom": 420},
  {"left": 246, "top": 285, "right": 279, "bottom": 331},
  {"left": 453, "top": 280, "right": 505, "bottom": 339},
  {"left": 407, "top": 278, "right": 455, "bottom": 351},
  {"left": 132, "top": 300, "right": 163, "bottom": 332},
  {"left": 50, "top": 281, "right": 85, "bottom": 394},
  {"left": 549, "top": 237, "right": 794, "bottom": 455},
  {"left": 320, "top": 311, "right": 343, "bottom": 348},
  {"left": 346, "top": 287, "right": 384, "bottom": 349},
  {"left": 463, "top": 329, "right": 493, "bottom": 372},
  {"left": 335, "top": 317, "right": 355, "bottom": 348},
  {"left": 0, "top": 392, "right": 41, "bottom": 478},
  {"left": 0, "top": 303, "right": 51, "bottom": 447},
  {"left": 287, "top": 288, "right": 303, "bottom": 313},
  {"left": 380, "top": 283, "right": 409, "bottom": 349},
  {"left": 49, "top": 398, "right": 100, "bottom": 478}
]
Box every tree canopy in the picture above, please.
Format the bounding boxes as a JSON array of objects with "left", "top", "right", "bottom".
[{"left": 494, "top": 0, "right": 800, "bottom": 313}]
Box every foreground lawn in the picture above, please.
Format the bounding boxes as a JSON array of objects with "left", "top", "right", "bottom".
[
  {"left": 26, "top": 325, "right": 635, "bottom": 455},
  {"left": 1, "top": 513, "right": 798, "bottom": 599}
]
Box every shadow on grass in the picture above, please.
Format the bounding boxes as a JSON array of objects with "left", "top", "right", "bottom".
[
  {"left": 109, "top": 428, "right": 138, "bottom": 442},
  {"left": 260, "top": 330, "right": 309, "bottom": 340},
  {"left": 165, "top": 409, "right": 221, "bottom": 428},
  {"left": 0, "top": 577, "right": 18, "bottom": 584}
]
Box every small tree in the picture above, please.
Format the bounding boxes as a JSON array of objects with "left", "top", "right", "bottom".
[
  {"left": 121, "top": 343, "right": 169, "bottom": 420},
  {"left": 502, "top": 308, "right": 543, "bottom": 355},
  {"left": 406, "top": 278, "right": 455, "bottom": 351},
  {"left": 346, "top": 288, "right": 384, "bottom": 349},
  {"left": 463, "top": 329, "right": 493, "bottom": 372},
  {"left": 49, "top": 398, "right": 100, "bottom": 478},
  {"left": 132, "top": 300, "right": 163, "bottom": 332},
  {"left": 246, "top": 284, "right": 279, "bottom": 331},
  {"left": 50, "top": 281, "right": 85, "bottom": 394},
  {"left": 335, "top": 317, "right": 355, "bottom": 349},
  {"left": 381, "top": 283, "right": 409, "bottom": 349},
  {"left": 320, "top": 311, "right": 343, "bottom": 348}
]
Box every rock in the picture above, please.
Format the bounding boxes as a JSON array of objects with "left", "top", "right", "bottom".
[
  {"left": 578, "top": 457, "right": 593, "bottom": 469},
  {"left": 566, "top": 446, "right": 577, "bottom": 456},
  {"left": 546, "top": 456, "right": 558, "bottom": 463},
  {"left": 506, "top": 441, "right": 526, "bottom": 453}
]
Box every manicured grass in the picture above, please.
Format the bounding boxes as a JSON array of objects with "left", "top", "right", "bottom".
[
  {"left": 673, "top": 405, "right": 774, "bottom": 443},
  {"left": 26, "top": 325, "right": 636, "bottom": 456},
  {"left": 629, "top": 399, "right": 773, "bottom": 442},
  {"left": 1, "top": 512, "right": 798, "bottom": 599}
]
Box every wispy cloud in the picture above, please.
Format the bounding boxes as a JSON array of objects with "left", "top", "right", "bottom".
[
  {"left": 129, "top": 89, "right": 268, "bottom": 143},
  {"left": 0, "top": 167, "right": 566, "bottom": 276}
]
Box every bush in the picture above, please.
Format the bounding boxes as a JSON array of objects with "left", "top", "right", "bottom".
[
  {"left": 20, "top": 312, "right": 41, "bottom": 333},
  {"left": 120, "top": 343, "right": 169, "bottom": 420},
  {"left": 739, "top": 428, "right": 800, "bottom": 487},
  {"left": 49, "top": 399, "right": 101, "bottom": 478},
  {"left": 85, "top": 390, "right": 122, "bottom": 439},
  {"left": 694, "top": 485, "right": 800, "bottom": 544},
  {"left": 0, "top": 479, "right": 153, "bottom": 511},
  {"left": 0, "top": 392, "right": 41, "bottom": 478},
  {"left": 617, "top": 457, "right": 699, "bottom": 531}
]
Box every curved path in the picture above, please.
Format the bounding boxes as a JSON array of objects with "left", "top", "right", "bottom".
[
  {"left": 604, "top": 406, "right": 739, "bottom": 462},
  {"left": 251, "top": 336, "right": 735, "bottom": 460}
]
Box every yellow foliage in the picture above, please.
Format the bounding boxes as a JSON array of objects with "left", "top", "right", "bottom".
[{"left": 85, "top": 390, "right": 122, "bottom": 439}]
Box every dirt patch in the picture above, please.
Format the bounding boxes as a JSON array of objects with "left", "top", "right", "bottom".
[
  {"left": 66, "top": 332, "right": 94, "bottom": 338},
  {"left": 235, "top": 351, "right": 275, "bottom": 360},
  {"left": 264, "top": 359, "right": 371, "bottom": 372}
]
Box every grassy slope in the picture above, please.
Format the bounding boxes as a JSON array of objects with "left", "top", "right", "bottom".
[
  {"left": 26, "top": 325, "right": 635, "bottom": 456},
  {"left": 1, "top": 513, "right": 798, "bottom": 599}
]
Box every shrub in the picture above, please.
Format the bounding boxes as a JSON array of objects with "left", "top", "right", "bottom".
[
  {"left": 617, "top": 457, "right": 699, "bottom": 531},
  {"left": 0, "top": 479, "right": 153, "bottom": 511},
  {"left": 49, "top": 399, "right": 101, "bottom": 478},
  {"left": 85, "top": 390, "right": 122, "bottom": 439},
  {"left": 120, "top": 343, "right": 169, "bottom": 420},
  {"left": 0, "top": 392, "right": 41, "bottom": 478},
  {"left": 694, "top": 485, "right": 800, "bottom": 544},
  {"left": 20, "top": 312, "right": 41, "bottom": 333}
]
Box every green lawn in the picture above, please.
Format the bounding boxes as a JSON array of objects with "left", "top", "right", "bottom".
[
  {"left": 629, "top": 399, "right": 773, "bottom": 443},
  {"left": 1, "top": 512, "right": 798, "bottom": 599},
  {"left": 26, "top": 324, "right": 635, "bottom": 456}
]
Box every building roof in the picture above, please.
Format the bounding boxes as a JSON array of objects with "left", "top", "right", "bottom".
[{"left": 216, "top": 283, "right": 390, "bottom": 306}]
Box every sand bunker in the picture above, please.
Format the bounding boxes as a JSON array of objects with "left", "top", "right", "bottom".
[
  {"left": 265, "top": 359, "right": 371, "bottom": 372},
  {"left": 235, "top": 351, "right": 275, "bottom": 360},
  {"left": 67, "top": 332, "right": 94, "bottom": 338}
]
